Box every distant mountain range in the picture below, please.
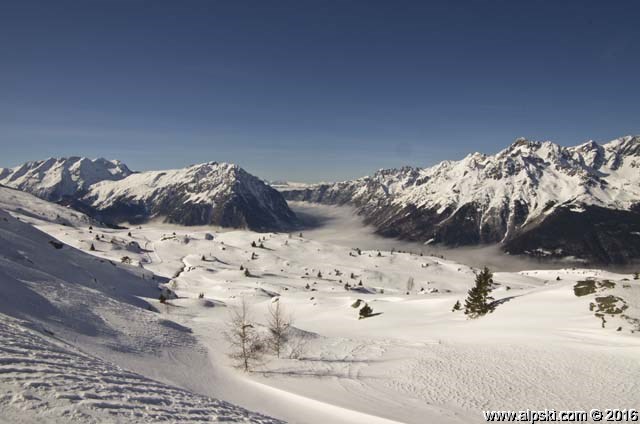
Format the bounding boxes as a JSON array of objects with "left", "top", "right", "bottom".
[
  {"left": 2, "top": 135, "right": 639, "bottom": 263},
  {"left": 281, "top": 136, "right": 640, "bottom": 264},
  {"left": 0, "top": 158, "right": 297, "bottom": 231},
  {"left": 0, "top": 157, "right": 133, "bottom": 201}
]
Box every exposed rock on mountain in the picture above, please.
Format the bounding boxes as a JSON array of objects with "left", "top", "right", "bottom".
[
  {"left": 282, "top": 136, "right": 640, "bottom": 263},
  {"left": 1, "top": 158, "right": 298, "bottom": 232},
  {"left": 80, "top": 162, "right": 297, "bottom": 230}
]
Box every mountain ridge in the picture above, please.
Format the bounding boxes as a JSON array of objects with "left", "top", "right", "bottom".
[
  {"left": 1, "top": 157, "right": 298, "bottom": 232},
  {"left": 281, "top": 135, "right": 640, "bottom": 263}
]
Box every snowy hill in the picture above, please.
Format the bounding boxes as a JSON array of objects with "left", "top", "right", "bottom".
[
  {"left": 0, "top": 157, "right": 133, "bottom": 202},
  {"left": 80, "top": 162, "right": 298, "bottom": 230},
  {"left": 282, "top": 136, "right": 640, "bottom": 263},
  {"left": 0, "top": 185, "right": 96, "bottom": 227},
  {"left": 0, "top": 200, "right": 281, "bottom": 423},
  {"left": 1, "top": 187, "right": 639, "bottom": 423}
]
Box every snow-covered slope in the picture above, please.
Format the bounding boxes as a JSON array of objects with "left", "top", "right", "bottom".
[
  {"left": 1, "top": 189, "right": 639, "bottom": 423},
  {"left": 0, "top": 157, "right": 133, "bottom": 202},
  {"left": 0, "top": 201, "right": 281, "bottom": 423},
  {"left": 80, "top": 162, "right": 298, "bottom": 230},
  {"left": 0, "top": 185, "right": 96, "bottom": 227},
  {"left": 42, "top": 206, "right": 640, "bottom": 424},
  {"left": 282, "top": 136, "right": 640, "bottom": 263}
]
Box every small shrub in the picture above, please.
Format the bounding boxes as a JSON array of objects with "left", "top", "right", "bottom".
[
  {"left": 359, "top": 304, "right": 373, "bottom": 319},
  {"left": 452, "top": 300, "right": 461, "bottom": 311}
]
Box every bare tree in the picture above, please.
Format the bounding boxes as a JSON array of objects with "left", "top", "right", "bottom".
[
  {"left": 406, "top": 276, "right": 415, "bottom": 293},
  {"left": 287, "top": 332, "right": 311, "bottom": 359},
  {"left": 225, "top": 299, "right": 263, "bottom": 372},
  {"left": 267, "top": 301, "right": 291, "bottom": 358}
]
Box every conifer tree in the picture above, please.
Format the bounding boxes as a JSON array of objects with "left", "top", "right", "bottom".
[
  {"left": 464, "top": 267, "right": 495, "bottom": 318},
  {"left": 359, "top": 303, "right": 373, "bottom": 319},
  {"left": 452, "top": 300, "right": 461, "bottom": 312}
]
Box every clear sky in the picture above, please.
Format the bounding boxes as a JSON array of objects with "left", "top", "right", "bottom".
[{"left": 1, "top": 0, "right": 639, "bottom": 182}]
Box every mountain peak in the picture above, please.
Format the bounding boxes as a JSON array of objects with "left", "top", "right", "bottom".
[
  {"left": 0, "top": 156, "right": 133, "bottom": 201},
  {"left": 282, "top": 134, "right": 640, "bottom": 263},
  {"left": 81, "top": 161, "right": 297, "bottom": 230}
]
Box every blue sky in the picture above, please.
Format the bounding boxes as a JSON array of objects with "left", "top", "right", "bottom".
[{"left": 1, "top": 0, "right": 639, "bottom": 182}]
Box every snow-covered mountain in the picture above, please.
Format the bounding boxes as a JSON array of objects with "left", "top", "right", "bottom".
[
  {"left": 79, "top": 162, "right": 298, "bottom": 230},
  {"left": 282, "top": 136, "right": 640, "bottom": 263},
  {"left": 1, "top": 158, "right": 298, "bottom": 231},
  {"left": 0, "top": 156, "right": 133, "bottom": 202}
]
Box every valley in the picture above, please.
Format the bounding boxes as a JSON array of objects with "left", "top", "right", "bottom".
[{"left": 1, "top": 186, "right": 638, "bottom": 423}]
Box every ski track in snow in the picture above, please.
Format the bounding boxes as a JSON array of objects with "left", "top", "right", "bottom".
[{"left": 0, "top": 315, "right": 282, "bottom": 424}]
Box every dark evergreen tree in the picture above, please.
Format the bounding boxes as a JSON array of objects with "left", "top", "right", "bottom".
[
  {"left": 359, "top": 304, "right": 373, "bottom": 319},
  {"left": 464, "top": 267, "right": 495, "bottom": 318},
  {"left": 89, "top": 243, "right": 96, "bottom": 251},
  {"left": 452, "top": 300, "right": 461, "bottom": 312}
]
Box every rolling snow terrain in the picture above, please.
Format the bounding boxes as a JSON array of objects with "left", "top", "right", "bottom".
[
  {"left": 1, "top": 186, "right": 639, "bottom": 423},
  {"left": 282, "top": 136, "right": 640, "bottom": 264},
  {"left": 0, "top": 186, "right": 282, "bottom": 423}
]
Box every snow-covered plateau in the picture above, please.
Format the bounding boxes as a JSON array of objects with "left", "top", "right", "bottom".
[{"left": 0, "top": 185, "right": 638, "bottom": 423}]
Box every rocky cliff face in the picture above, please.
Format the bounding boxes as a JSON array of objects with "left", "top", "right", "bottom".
[
  {"left": 282, "top": 136, "right": 640, "bottom": 263},
  {"left": 80, "top": 162, "right": 298, "bottom": 231}
]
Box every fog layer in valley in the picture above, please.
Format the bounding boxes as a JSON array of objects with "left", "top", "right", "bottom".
[{"left": 290, "top": 201, "right": 635, "bottom": 273}]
